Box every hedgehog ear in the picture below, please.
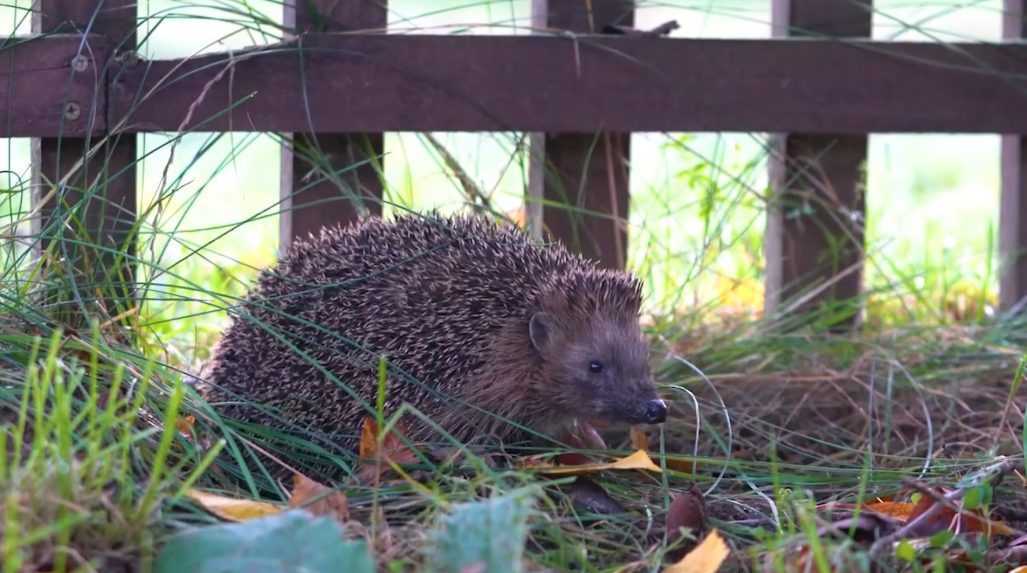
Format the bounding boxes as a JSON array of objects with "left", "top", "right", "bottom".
[{"left": 529, "top": 312, "right": 555, "bottom": 353}]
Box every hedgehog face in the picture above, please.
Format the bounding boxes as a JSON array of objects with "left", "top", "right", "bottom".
[{"left": 529, "top": 312, "right": 666, "bottom": 428}]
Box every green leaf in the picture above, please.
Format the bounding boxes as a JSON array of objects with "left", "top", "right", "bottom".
[
  {"left": 963, "top": 484, "right": 992, "bottom": 510},
  {"left": 928, "top": 530, "right": 954, "bottom": 548},
  {"left": 154, "top": 510, "right": 374, "bottom": 573},
  {"left": 426, "top": 490, "right": 536, "bottom": 573},
  {"left": 896, "top": 539, "right": 917, "bottom": 563}
]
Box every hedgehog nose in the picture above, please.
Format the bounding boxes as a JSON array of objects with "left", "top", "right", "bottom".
[{"left": 644, "top": 399, "right": 668, "bottom": 424}]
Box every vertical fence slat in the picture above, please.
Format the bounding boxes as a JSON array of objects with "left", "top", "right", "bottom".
[
  {"left": 33, "top": 0, "right": 138, "bottom": 317},
  {"left": 1001, "top": 0, "right": 1027, "bottom": 311},
  {"left": 530, "top": 0, "right": 634, "bottom": 269},
  {"left": 279, "top": 1, "right": 386, "bottom": 253},
  {"left": 765, "top": 0, "right": 871, "bottom": 324}
]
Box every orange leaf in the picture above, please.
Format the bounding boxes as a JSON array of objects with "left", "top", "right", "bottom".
[
  {"left": 358, "top": 417, "right": 377, "bottom": 459},
  {"left": 357, "top": 417, "right": 419, "bottom": 483},
  {"left": 902, "top": 491, "right": 1015, "bottom": 537},
  {"left": 863, "top": 501, "right": 917, "bottom": 521},
  {"left": 532, "top": 449, "right": 662, "bottom": 476},
  {"left": 289, "top": 474, "right": 349, "bottom": 523},
  {"left": 186, "top": 489, "right": 281, "bottom": 522},
  {"left": 664, "top": 529, "right": 730, "bottom": 573},
  {"left": 176, "top": 415, "right": 196, "bottom": 437}
]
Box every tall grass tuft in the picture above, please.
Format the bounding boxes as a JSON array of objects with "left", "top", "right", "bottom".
[{"left": 0, "top": 327, "right": 222, "bottom": 572}]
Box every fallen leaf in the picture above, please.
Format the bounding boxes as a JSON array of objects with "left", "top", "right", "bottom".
[
  {"left": 289, "top": 474, "right": 349, "bottom": 523},
  {"left": 563, "top": 476, "right": 626, "bottom": 515},
  {"left": 1008, "top": 566, "right": 1027, "bottom": 573},
  {"left": 666, "top": 486, "right": 707, "bottom": 561},
  {"left": 176, "top": 415, "right": 196, "bottom": 437},
  {"left": 904, "top": 491, "right": 1016, "bottom": 537},
  {"left": 357, "top": 417, "right": 419, "bottom": 483},
  {"left": 186, "top": 489, "right": 282, "bottom": 522},
  {"left": 532, "top": 449, "right": 662, "bottom": 476},
  {"left": 556, "top": 452, "right": 593, "bottom": 466},
  {"left": 864, "top": 501, "right": 918, "bottom": 521},
  {"left": 665, "top": 529, "right": 729, "bottom": 573},
  {"left": 664, "top": 456, "right": 697, "bottom": 474},
  {"left": 630, "top": 426, "right": 649, "bottom": 450}
]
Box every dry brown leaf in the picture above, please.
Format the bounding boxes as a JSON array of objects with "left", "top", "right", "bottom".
[
  {"left": 176, "top": 414, "right": 196, "bottom": 437},
  {"left": 186, "top": 489, "right": 281, "bottom": 522},
  {"left": 532, "top": 449, "right": 662, "bottom": 476},
  {"left": 904, "top": 492, "right": 1016, "bottom": 537},
  {"left": 863, "top": 501, "right": 917, "bottom": 521},
  {"left": 664, "top": 456, "right": 697, "bottom": 474},
  {"left": 630, "top": 426, "right": 650, "bottom": 450},
  {"left": 289, "top": 474, "right": 349, "bottom": 523},
  {"left": 665, "top": 529, "right": 729, "bottom": 573},
  {"left": 357, "top": 417, "right": 420, "bottom": 483},
  {"left": 666, "top": 486, "right": 707, "bottom": 562}
]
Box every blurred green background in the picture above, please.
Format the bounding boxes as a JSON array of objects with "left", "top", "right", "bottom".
[{"left": 0, "top": 0, "right": 1006, "bottom": 362}]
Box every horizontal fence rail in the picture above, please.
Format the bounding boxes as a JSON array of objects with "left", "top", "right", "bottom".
[
  {"left": 9, "top": 0, "right": 1027, "bottom": 321},
  {"left": 5, "top": 34, "right": 1027, "bottom": 138}
]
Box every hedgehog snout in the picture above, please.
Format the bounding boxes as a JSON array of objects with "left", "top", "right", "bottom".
[{"left": 643, "top": 399, "right": 668, "bottom": 424}]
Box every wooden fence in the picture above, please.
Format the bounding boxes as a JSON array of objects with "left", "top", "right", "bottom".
[{"left": 5, "top": 0, "right": 1027, "bottom": 322}]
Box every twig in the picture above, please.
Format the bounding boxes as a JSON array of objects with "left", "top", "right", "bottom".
[{"left": 870, "top": 458, "right": 1023, "bottom": 557}]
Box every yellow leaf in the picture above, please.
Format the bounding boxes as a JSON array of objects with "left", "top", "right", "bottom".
[
  {"left": 665, "top": 529, "right": 729, "bottom": 573},
  {"left": 186, "top": 489, "right": 282, "bottom": 522},
  {"left": 1009, "top": 567, "right": 1027, "bottom": 573},
  {"left": 534, "top": 449, "right": 662, "bottom": 476}
]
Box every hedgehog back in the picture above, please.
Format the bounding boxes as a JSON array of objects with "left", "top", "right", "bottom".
[{"left": 206, "top": 215, "right": 584, "bottom": 446}]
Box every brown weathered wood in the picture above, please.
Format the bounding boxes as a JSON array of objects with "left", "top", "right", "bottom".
[
  {"left": 1001, "top": 0, "right": 1027, "bottom": 311},
  {"left": 279, "top": 0, "right": 385, "bottom": 252},
  {"left": 532, "top": 0, "right": 632, "bottom": 269},
  {"left": 108, "top": 36, "right": 1027, "bottom": 137},
  {"left": 33, "top": 1, "right": 137, "bottom": 318},
  {"left": 0, "top": 36, "right": 107, "bottom": 138},
  {"left": 764, "top": 0, "right": 871, "bottom": 325}
]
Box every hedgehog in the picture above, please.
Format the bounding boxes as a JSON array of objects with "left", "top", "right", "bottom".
[{"left": 203, "top": 214, "right": 667, "bottom": 454}]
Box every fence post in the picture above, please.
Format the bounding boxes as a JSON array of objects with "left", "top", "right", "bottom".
[
  {"left": 1001, "top": 0, "right": 1027, "bottom": 311},
  {"left": 529, "top": 0, "right": 634, "bottom": 269},
  {"left": 279, "top": 1, "right": 386, "bottom": 254},
  {"left": 32, "top": 0, "right": 138, "bottom": 319},
  {"left": 765, "top": 0, "right": 871, "bottom": 325}
]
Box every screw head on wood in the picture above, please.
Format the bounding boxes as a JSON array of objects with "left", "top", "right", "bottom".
[
  {"left": 70, "top": 55, "right": 89, "bottom": 73},
  {"left": 63, "top": 102, "right": 81, "bottom": 121}
]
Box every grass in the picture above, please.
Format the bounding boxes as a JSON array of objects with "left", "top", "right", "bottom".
[{"left": 1, "top": 0, "right": 1027, "bottom": 571}]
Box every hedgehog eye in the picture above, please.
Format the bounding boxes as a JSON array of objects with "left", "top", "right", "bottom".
[{"left": 588, "top": 360, "right": 604, "bottom": 374}]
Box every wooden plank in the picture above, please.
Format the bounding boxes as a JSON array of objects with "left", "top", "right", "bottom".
[
  {"left": 33, "top": 1, "right": 137, "bottom": 318},
  {"left": 0, "top": 36, "right": 107, "bottom": 138},
  {"left": 764, "top": 0, "right": 870, "bottom": 325},
  {"left": 279, "top": 0, "right": 385, "bottom": 253},
  {"left": 109, "top": 35, "right": 1027, "bottom": 136},
  {"left": 1001, "top": 0, "right": 1027, "bottom": 310},
  {"left": 532, "top": 0, "right": 632, "bottom": 269}
]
